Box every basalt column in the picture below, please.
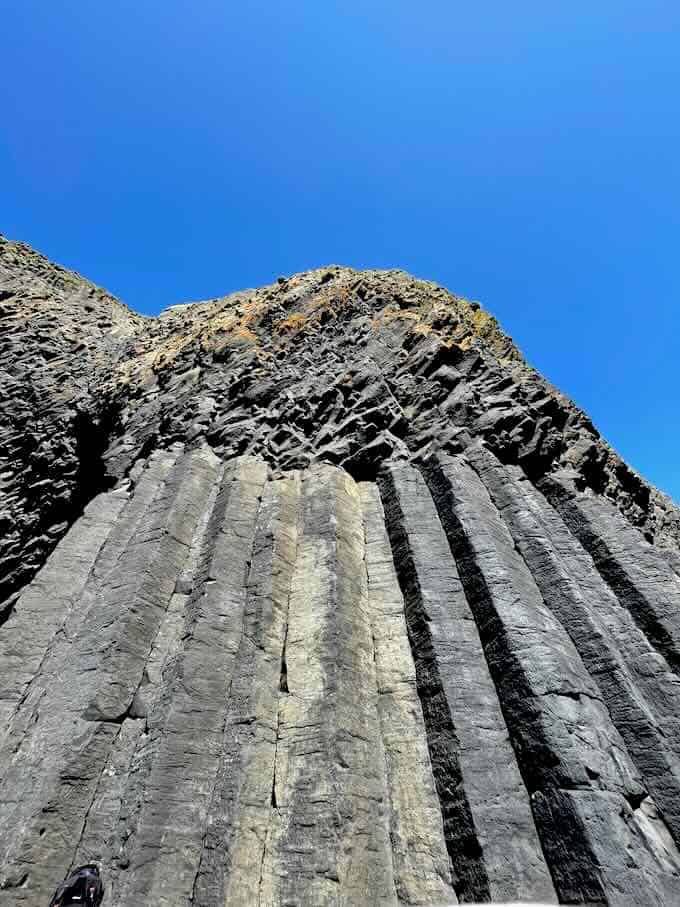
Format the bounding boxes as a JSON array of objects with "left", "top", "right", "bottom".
[{"left": 2, "top": 236, "right": 680, "bottom": 905}]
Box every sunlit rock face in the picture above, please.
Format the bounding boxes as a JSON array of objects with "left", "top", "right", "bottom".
[{"left": 1, "top": 235, "right": 680, "bottom": 906}]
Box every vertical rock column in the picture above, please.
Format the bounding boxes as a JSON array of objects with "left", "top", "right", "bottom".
[
  {"left": 84, "top": 447, "right": 220, "bottom": 723},
  {"left": 359, "top": 482, "right": 456, "bottom": 905},
  {"left": 114, "top": 456, "right": 268, "bottom": 907},
  {"left": 192, "top": 472, "right": 302, "bottom": 907},
  {"left": 467, "top": 442, "right": 680, "bottom": 849},
  {"left": 0, "top": 445, "right": 217, "bottom": 903},
  {"left": 379, "top": 462, "right": 555, "bottom": 904},
  {"left": 426, "top": 453, "right": 680, "bottom": 905},
  {"left": 263, "top": 464, "right": 397, "bottom": 906},
  {"left": 74, "top": 447, "right": 221, "bottom": 882},
  {"left": 540, "top": 474, "right": 680, "bottom": 677},
  {"left": 0, "top": 484, "right": 130, "bottom": 732}
]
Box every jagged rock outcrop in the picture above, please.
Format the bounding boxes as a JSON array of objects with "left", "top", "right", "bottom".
[{"left": 1, "top": 235, "right": 679, "bottom": 905}]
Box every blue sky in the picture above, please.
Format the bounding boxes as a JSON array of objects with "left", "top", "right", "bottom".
[{"left": 3, "top": 2, "right": 679, "bottom": 500}]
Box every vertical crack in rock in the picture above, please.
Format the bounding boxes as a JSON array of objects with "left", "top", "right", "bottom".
[
  {"left": 94, "top": 447, "right": 211, "bottom": 900},
  {"left": 71, "top": 717, "right": 145, "bottom": 879},
  {"left": 0, "top": 446, "right": 219, "bottom": 903},
  {"left": 0, "top": 485, "right": 131, "bottom": 736},
  {"left": 109, "top": 453, "right": 226, "bottom": 898},
  {"left": 115, "top": 456, "right": 267, "bottom": 907},
  {"left": 0, "top": 484, "right": 133, "bottom": 892},
  {"left": 378, "top": 467, "right": 488, "bottom": 902},
  {"left": 82, "top": 447, "right": 221, "bottom": 724},
  {"left": 424, "top": 453, "right": 680, "bottom": 906},
  {"left": 379, "top": 463, "right": 555, "bottom": 904},
  {"left": 4, "top": 242, "right": 680, "bottom": 905},
  {"left": 268, "top": 465, "right": 398, "bottom": 906},
  {"left": 540, "top": 474, "right": 680, "bottom": 678},
  {"left": 189, "top": 471, "right": 300, "bottom": 907},
  {"left": 67, "top": 717, "right": 147, "bottom": 875},
  {"left": 358, "top": 487, "right": 401, "bottom": 900},
  {"left": 0, "top": 448, "right": 180, "bottom": 892},
  {"left": 359, "top": 481, "right": 456, "bottom": 905},
  {"left": 253, "top": 477, "right": 302, "bottom": 906},
  {"left": 90, "top": 446, "right": 182, "bottom": 586},
  {"left": 467, "top": 442, "right": 680, "bottom": 849}
]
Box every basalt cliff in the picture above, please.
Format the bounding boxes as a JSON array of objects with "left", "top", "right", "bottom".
[{"left": 1, "top": 235, "right": 680, "bottom": 906}]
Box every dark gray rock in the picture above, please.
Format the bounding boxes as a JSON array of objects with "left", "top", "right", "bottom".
[
  {"left": 2, "top": 235, "right": 680, "bottom": 905},
  {"left": 424, "top": 453, "right": 680, "bottom": 905},
  {"left": 379, "top": 462, "right": 555, "bottom": 904},
  {"left": 467, "top": 443, "right": 680, "bottom": 847}
]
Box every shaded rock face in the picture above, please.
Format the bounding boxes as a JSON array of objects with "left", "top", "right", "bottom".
[{"left": 1, "top": 237, "right": 680, "bottom": 906}]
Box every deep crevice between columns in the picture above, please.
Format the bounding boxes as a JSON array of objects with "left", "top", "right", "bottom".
[
  {"left": 0, "top": 405, "right": 120, "bottom": 627},
  {"left": 377, "top": 467, "right": 491, "bottom": 904},
  {"left": 117, "top": 459, "right": 229, "bottom": 906},
  {"left": 359, "top": 485, "right": 402, "bottom": 903},
  {"left": 257, "top": 476, "right": 302, "bottom": 906},
  {"left": 468, "top": 448, "right": 680, "bottom": 848},
  {"left": 539, "top": 476, "right": 680, "bottom": 678},
  {"left": 422, "top": 457, "right": 608, "bottom": 906}
]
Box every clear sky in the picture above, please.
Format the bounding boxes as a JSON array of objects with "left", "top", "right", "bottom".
[{"left": 3, "top": 2, "right": 679, "bottom": 501}]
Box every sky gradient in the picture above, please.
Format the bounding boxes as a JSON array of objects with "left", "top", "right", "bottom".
[{"left": 3, "top": 2, "right": 679, "bottom": 500}]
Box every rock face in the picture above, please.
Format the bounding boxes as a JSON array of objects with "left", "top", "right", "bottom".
[{"left": 1, "top": 235, "right": 679, "bottom": 906}]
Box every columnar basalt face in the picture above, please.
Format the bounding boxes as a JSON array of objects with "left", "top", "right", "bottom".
[{"left": 1, "top": 236, "right": 680, "bottom": 905}]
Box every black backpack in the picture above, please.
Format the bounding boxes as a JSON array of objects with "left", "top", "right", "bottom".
[{"left": 48, "top": 864, "right": 104, "bottom": 906}]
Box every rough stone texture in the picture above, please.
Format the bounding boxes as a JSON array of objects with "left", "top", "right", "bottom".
[
  {"left": 2, "top": 235, "right": 680, "bottom": 905},
  {"left": 379, "top": 463, "right": 554, "bottom": 904},
  {"left": 424, "top": 455, "right": 680, "bottom": 905},
  {"left": 0, "top": 237, "right": 144, "bottom": 614},
  {"left": 2, "top": 234, "right": 678, "bottom": 620}
]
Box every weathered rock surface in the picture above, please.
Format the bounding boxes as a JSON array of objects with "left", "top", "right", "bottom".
[{"left": 1, "top": 235, "right": 679, "bottom": 905}]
